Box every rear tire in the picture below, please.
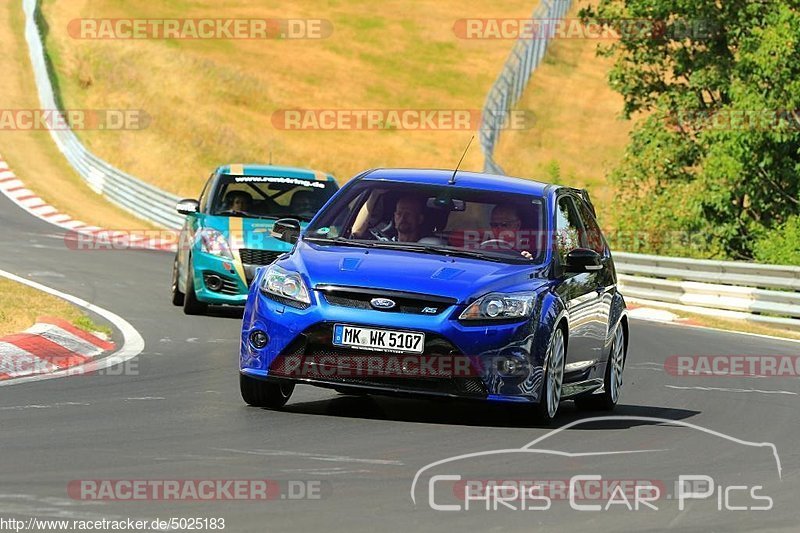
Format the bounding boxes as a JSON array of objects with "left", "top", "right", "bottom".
[
  {"left": 183, "top": 264, "right": 208, "bottom": 315},
  {"left": 171, "top": 256, "right": 184, "bottom": 306},
  {"left": 240, "top": 374, "right": 294, "bottom": 408},
  {"left": 576, "top": 323, "right": 626, "bottom": 411},
  {"left": 533, "top": 327, "right": 566, "bottom": 425}
]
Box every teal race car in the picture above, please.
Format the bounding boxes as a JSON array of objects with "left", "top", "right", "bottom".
[{"left": 171, "top": 164, "right": 339, "bottom": 314}]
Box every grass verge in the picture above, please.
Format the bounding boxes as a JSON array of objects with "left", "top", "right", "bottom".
[
  {"left": 492, "top": 0, "right": 634, "bottom": 217},
  {"left": 40, "top": 0, "right": 537, "bottom": 196},
  {"left": 0, "top": 278, "right": 111, "bottom": 337},
  {"left": 0, "top": 1, "right": 156, "bottom": 230}
]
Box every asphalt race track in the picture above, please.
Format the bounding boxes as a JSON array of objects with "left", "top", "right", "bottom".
[{"left": 1, "top": 191, "right": 799, "bottom": 532}]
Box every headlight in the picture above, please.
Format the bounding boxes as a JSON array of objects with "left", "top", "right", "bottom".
[
  {"left": 260, "top": 264, "right": 311, "bottom": 306},
  {"left": 459, "top": 292, "right": 535, "bottom": 321},
  {"left": 197, "top": 228, "right": 233, "bottom": 258}
]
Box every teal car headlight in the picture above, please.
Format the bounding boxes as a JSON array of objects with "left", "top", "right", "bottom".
[
  {"left": 459, "top": 292, "right": 535, "bottom": 321},
  {"left": 197, "top": 228, "right": 233, "bottom": 259},
  {"left": 260, "top": 264, "right": 311, "bottom": 306}
]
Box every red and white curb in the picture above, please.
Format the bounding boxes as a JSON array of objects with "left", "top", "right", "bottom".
[
  {"left": 0, "top": 154, "right": 177, "bottom": 252},
  {"left": 0, "top": 268, "right": 144, "bottom": 387},
  {"left": 0, "top": 317, "right": 115, "bottom": 381}
]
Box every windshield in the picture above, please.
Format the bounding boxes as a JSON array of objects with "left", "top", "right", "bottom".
[
  {"left": 305, "top": 180, "right": 548, "bottom": 263},
  {"left": 210, "top": 174, "right": 338, "bottom": 221}
]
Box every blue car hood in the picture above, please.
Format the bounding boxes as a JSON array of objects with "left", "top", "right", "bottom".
[{"left": 290, "top": 241, "right": 547, "bottom": 303}]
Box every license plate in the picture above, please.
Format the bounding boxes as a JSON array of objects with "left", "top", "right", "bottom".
[{"left": 332, "top": 324, "right": 425, "bottom": 354}]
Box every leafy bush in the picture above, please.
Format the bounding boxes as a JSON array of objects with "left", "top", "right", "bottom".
[{"left": 753, "top": 215, "right": 800, "bottom": 265}]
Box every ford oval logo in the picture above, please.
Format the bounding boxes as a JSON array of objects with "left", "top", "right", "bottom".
[{"left": 370, "top": 297, "right": 396, "bottom": 309}]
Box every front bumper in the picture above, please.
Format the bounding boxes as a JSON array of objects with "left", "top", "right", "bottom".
[
  {"left": 240, "top": 288, "right": 548, "bottom": 402},
  {"left": 191, "top": 252, "right": 249, "bottom": 305}
]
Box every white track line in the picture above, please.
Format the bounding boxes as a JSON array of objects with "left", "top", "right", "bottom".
[{"left": 0, "top": 269, "right": 144, "bottom": 387}]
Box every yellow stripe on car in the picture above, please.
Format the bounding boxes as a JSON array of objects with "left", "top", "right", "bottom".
[
  {"left": 228, "top": 217, "right": 248, "bottom": 284},
  {"left": 229, "top": 163, "right": 244, "bottom": 175}
]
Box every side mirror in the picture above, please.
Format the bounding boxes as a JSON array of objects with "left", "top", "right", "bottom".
[
  {"left": 565, "top": 248, "right": 602, "bottom": 273},
  {"left": 270, "top": 218, "right": 301, "bottom": 244},
  {"left": 176, "top": 199, "right": 199, "bottom": 215}
]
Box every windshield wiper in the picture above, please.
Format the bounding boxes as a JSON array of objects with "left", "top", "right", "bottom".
[
  {"left": 365, "top": 242, "right": 508, "bottom": 262},
  {"left": 303, "top": 236, "right": 377, "bottom": 248},
  {"left": 422, "top": 247, "right": 506, "bottom": 262}
]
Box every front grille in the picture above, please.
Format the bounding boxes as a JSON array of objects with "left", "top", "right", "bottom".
[
  {"left": 317, "top": 285, "right": 456, "bottom": 315},
  {"left": 269, "top": 323, "right": 486, "bottom": 396},
  {"left": 322, "top": 376, "right": 487, "bottom": 397},
  {"left": 239, "top": 249, "right": 283, "bottom": 266},
  {"left": 202, "top": 271, "right": 239, "bottom": 295}
]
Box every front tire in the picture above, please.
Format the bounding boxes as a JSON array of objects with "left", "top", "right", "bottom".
[
  {"left": 240, "top": 374, "right": 294, "bottom": 408},
  {"left": 171, "top": 256, "right": 184, "bottom": 306},
  {"left": 534, "top": 327, "right": 566, "bottom": 424},
  {"left": 183, "top": 263, "right": 208, "bottom": 315},
  {"left": 576, "top": 323, "right": 626, "bottom": 411}
]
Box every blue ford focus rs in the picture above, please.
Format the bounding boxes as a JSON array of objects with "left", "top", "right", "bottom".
[{"left": 239, "top": 168, "right": 628, "bottom": 422}]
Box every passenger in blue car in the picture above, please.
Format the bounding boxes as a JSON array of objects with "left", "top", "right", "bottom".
[{"left": 490, "top": 204, "right": 534, "bottom": 260}]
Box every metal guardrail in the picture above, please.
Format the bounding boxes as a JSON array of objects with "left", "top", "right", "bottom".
[
  {"left": 22, "top": 1, "right": 800, "bottom": 330},
  {"left": 478, "top": 0, "right": 573, "bottom": 175},
  {"left": 615, "top": 252, "right": 800, "bottom": 331},
  {"left": 23, "top": 0, "right": 184, "bottom": 229}
]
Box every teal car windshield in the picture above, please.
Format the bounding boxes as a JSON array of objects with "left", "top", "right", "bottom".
[{"left": 211, "top": 174, "right": 338, "bottom": 221}]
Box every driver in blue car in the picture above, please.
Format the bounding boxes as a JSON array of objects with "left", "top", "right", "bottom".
[
  {"left": 489, "top": 204, "right": 534, "bottom": 259},
  {"left": 359, "top": 195, "right": 443, "bottom": 244}
]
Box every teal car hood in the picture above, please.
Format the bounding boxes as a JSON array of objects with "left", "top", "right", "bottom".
[{"left": 199, "top": 214, "right": 302, "bottom": 251}]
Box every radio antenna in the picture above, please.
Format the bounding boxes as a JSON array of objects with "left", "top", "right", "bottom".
[{"left": 449, "top": 135, "right": 474, "bottom": 185}]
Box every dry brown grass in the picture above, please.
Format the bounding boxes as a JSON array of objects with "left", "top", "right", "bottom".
[
  {"left": 0, "top": 2, "right": 153, "bottom": 229},
  {"left": 673, "top": 310, "right": 800, "bottom": 342},
  {"left": 40, "top": 0, "right": 545, "bottom": 196},
  {"left": 0, "top": 278, "right": 107, "bottom": 337},
  {"left": 492, "top": 0, "right": 634, "bottom": 214}
]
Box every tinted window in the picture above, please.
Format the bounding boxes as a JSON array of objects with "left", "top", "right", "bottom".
[
  {"left": 555, "top": 196, "right": 583, "bottom": 263},
  {"left": 576, "top": 199, "right": 606, "bottom": 254},
  {"left": 306, "top": 181, "right": 546, "bottom": 263},
  {"left": 198, "top": 173, "right": 214, "bottom": 213}
]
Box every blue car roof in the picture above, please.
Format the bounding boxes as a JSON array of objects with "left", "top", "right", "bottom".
[
  {"left": 358, "top": 168, "right": 553, "bottom": 196},
  {"left": 217, "top": 164, "right": 336, "bottom": 182}
]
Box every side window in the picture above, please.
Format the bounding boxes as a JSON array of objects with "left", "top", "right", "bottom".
[
  {"left": 198, "top": 174, "right": 214, "bottom": 213},
  {"left": 576, "top": 199, "right": 606, "bottom": 254},
  {"left": 555, "top": 196, "right": 583, "bottom": 263},
  {"left": 316, "top": 189, "right": 369, "bottom": 239}
]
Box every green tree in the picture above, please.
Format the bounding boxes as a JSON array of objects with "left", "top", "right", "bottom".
[{"left": 582, "top": 0, "right": 800, "bottom": 262}]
